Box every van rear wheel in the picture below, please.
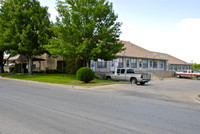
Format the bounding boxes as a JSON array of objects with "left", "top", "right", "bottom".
[
  {"left": 130, "top": 78, "right": 137, "bottom": 84},
  {"left": 197, "top": 76, "right": 200, "bottom": 80}
]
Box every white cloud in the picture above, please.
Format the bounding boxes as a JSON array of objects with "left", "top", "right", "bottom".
[{"left": 120, "top": 18, "right": 200, "bottom": 64}]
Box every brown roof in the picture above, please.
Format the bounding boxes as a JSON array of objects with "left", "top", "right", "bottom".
[
  {"left": 117, "top": 41, "right": 190, "bottom": 65},
  {"left": 164, "top": 54, "right": 190, "bottom": 65}
]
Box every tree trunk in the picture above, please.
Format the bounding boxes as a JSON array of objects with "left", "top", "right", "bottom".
[
  {"left": 28, "top": 56, "right": 33, "bottom": 75},
  {"left": 86, "top": 61, "right": 89, "bottom": 67},
  {"left": 83, "top": 60, "right": 90, "bottom": 68},
  {"left": 0, "top": 51, "right": 4, "bottom": 73}
]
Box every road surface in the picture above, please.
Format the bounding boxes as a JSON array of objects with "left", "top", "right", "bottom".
[{"left": 0, "top": 78, "right": 200, "bottom": 134}]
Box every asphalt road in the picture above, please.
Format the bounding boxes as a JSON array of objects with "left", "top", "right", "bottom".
[{"left": 0, "top": 78, "right": 200, "bottom": 134}]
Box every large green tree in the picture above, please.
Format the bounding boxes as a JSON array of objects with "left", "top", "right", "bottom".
[
  {"left": 0, "top": 0, "right": 52, "bottom": 75},
  {"left": 46, "top": 0, "right": 124, "bottom": 67},
  {"left": 0, "top": 0, "right": 13, "bottom": 73},
  {"left": 0, "top": 0, "right": 19, "bottom": 73}
]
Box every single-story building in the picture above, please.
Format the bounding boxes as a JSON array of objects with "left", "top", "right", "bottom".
[
  {"left": 90, "top": 41, "right": 191, "bottom": 72},
  {"left": 4, "top": 41, "right": 192, "bottom": 73}
]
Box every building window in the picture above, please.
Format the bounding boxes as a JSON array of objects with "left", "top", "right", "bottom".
[
  {"left": 126, "top": 58, "right": 130, "bottom": 68},
  {"left": 90, "top": 60, "right": 95, "bottom": 71},
  {"left": 153, "top": 60, "right": 157, "bottom": 68},
  {"left": 159, "top": 61, "right": 163, "bottom": 68},
  {"left": 169, "top": 65, "right": 173, "bottom": 70},
  {"left": 110, "top": 60, "right": 114, "bottom": 67},
  {"left": 118, "top": 58, "right": 123, "bottom": 68},
  {"left": 90, "top": 60, "right": 95, "bottom": 68},
  {"left": 97, "top": 59, "right": 107, "bottom": 68},
  {"left": 178, "top": 65, "right": 181, "bottom": 71},
  {"left": 174, "top": 66, "right": 177, "bottom": 71},
  {"left": 143, "top": 60, "right": 148, "bottom": 68},
  {"left": 183, "top": 66, "right": 185, "bottom": 70},
  {"left": 131, "top": 59, "right": 137, "bottom": 68},
  {"left": 150, "top": 60, "right": 153, "bottom": 69},
  {"left": 139, "top": 59, "right": 142, "bottom": 69}
]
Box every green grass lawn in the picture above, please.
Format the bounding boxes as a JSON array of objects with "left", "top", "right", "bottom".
[{"left": 4, "top": 74, "right": 122, "bottom": 86}]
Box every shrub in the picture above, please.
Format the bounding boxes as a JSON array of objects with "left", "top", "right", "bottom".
[{"left": 76, "top": 67, "right": 95, "bottom": 83}]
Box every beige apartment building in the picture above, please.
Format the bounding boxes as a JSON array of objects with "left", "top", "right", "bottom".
[{"left": 5, "top": 41, "right": 191, "bottom": 73}]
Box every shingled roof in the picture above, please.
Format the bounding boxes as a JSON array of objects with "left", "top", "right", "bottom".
[{"left": 117, "top": 41, "right": 190, "bottom": 65}]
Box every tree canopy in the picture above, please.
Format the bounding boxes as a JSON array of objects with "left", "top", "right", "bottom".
[
  {"left": 192, "top": 63, "right": 200, "bottom": 70},
  {"left": 45, "top": 0, "right": 124, "bottom": 66},
  {"left": 0, "top": 0, "right": 52, "bottom": 75}
]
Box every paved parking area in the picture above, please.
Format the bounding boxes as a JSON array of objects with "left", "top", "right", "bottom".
[{"left": 90, "top": 78, "right": 200, "bottom": 104}]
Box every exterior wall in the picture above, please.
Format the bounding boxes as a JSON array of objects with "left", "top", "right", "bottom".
[
  {"left": 33, "top": 54, "right": 63, "bottom": 72},
  {"left": 168, "top": 64, "right": 192, "bottom": 71},
  {"left": 93, "top": 60, "right": 110, "bottom": 72},
  {"left": 94, "top": 57, "right": 168, "bottom": 72},
  {"left": 8, "top": 54, "right": 191, "bottom": 73}
]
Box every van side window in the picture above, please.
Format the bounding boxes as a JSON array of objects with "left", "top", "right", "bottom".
[{"left": 121, "top": 69, "right": 125, "bottom": 74}]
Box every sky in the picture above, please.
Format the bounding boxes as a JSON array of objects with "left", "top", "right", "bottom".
[{"left": 39, "top": 0, "right": 200, "bottom": 64}]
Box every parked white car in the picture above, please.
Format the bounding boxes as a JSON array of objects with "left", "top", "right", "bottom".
[{"left": 176, "top": 70, "right": 200, "bottom": 80}]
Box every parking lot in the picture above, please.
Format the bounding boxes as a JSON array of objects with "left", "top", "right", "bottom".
[{"left": 90, "top": 78, "right": 200, "bottom": 104}]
